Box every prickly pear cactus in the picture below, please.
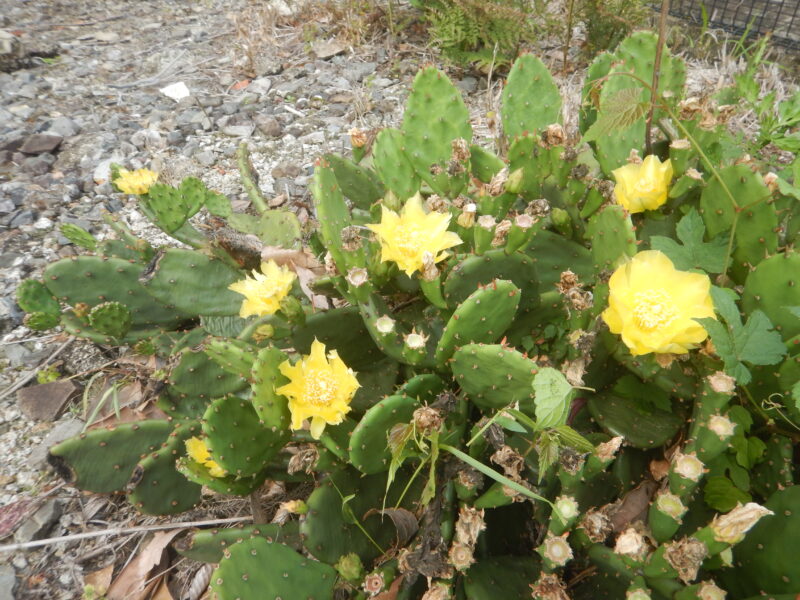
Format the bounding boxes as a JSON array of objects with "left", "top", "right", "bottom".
[{"left": 17, "top": 30, "right": 800, "bottom": 600}]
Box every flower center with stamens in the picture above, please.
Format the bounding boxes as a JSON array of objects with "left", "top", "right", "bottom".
[
  {"left": 305, "top": 370, "right": 337, "bottom": 406},
  {"left": 394, "top": 225, "right": 424, "bottom": 257},
  {"left": 634, "top": 178, "right": 656, "bottom": 195},
  {"left": 633, "top": 290, "right": 678, "bottom": 330}
]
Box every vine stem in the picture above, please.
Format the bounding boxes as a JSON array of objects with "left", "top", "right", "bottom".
[{"left": 646, "top": 0, "right": 671, "bottom": 154}]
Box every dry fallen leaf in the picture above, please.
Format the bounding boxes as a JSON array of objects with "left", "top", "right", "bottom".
[
  {"left": 84, "top": 564, "right": 114, "bottom": 597},
  {"left": 106, "top": 530, "right": 181, "bottom": 600}
]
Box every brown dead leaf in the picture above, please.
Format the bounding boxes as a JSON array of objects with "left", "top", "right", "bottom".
[
  {"left": 610, "top": 480, "right": 658, "bottom": 532},
  {"left": 373, "top": 575, "right": 403, "bottom": 600},
  {"left": 649, "top": 458, "right": 670, "bottom": 481},
  {"left": 88, "top": 399, "right": 168, "bottom": 430},
  {"left": 150, "top": 578, "right": 174, "bottom": 600},
  {"left": 106, "top": 530, "right": 181, "bottom": 600},
  {"left": 231, "top": 79, "right": 251, "bottom": 91},
  {"left": 84, "top": 564, "right": 114, "bottom": 597},
  {"left": 364, "top": 508, "right": 419, "bottom": 547},
  {"left": 260, "top": 246, "right": 323, "bottom": 272}
]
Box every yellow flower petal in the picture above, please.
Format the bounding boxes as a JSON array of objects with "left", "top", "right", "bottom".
[
  {"left": 115, "top": 168, "right": 159, "bottom": 195},
  {"left": 228, "top": 260, "right": 296, "bottom": 318},
  {"left": 367, "top": 193, "right": 463, "bottom": 276},
  {"left": 612, "top": 156, "right": 673, "bottom": 213},
  {"left": 602, "top": 250, "right": 715, "bottom": 355},
  {"left": 276, "top": 338, "right": 360, "bottom": 439},
  {"left": 185, "top": 437, "right": 226, "bottom": 478}
]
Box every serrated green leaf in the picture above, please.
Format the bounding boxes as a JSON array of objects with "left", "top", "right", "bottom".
[
  {"left": 728, "top": 405, "right": 753, "bottom": 433},
  {"left": 582, "top": 87, "right": 649, "bottom": 144},
  {"left": 734, "top": 309, "right": 787, "bottom": 366},
  {"left": 537, "top": 433, "right": 560, "bottom": 483},
  {"left": 704, "top": 475, "right": 751, "bottom": 512},
  {"left": 650, "top": 209, "right": 729, "bottom": 273},
  {"left": 532, "top": 368, "right": 573, "bottom": 429},
  {"left": 553, "top": 425, "right": 595, "bottom": 453},
  {"left": 495, "top": 415, "right": 528, "bottom": 434}
]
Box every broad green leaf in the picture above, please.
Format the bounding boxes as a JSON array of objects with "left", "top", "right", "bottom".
[
  {"left": 734, "top": 310, "right": 787, "bottom": 367},
  {"left": 553, "top": 425, "right": 595, "bottom": 453},
  {"left": 704, "top": 475, "right": 751, "bottom": 512},
  {"left": 532, "top": 368, "right": 573, "bottom": 429},
  {"left": 650, "top": 209, "right": 729, "bottom": 273},
  {"left": 582, "top": 87, "right": 649, "bottom": 144},
  {"left": 537, "top": 433, "right": 560, "bottom": 483},
  {"left": 495, "top": 415, "right": 528, "bottom": 434}
]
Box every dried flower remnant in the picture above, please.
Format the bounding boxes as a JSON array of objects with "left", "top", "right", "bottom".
[{"left": 711, "top": 502, "right": 774, "bottom": 545}]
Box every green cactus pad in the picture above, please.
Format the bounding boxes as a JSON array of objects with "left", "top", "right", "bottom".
[
  {"left": 60, "top": 310, "right": 161, "bottom": 344},
  {"left": 721, "top": 486, "right": 800, "bottom": 596},
  {"left": 464, "top": 556, "right": 542, "bottom": 599},
  {"left": 751, "top": 435, "right": 794, "bottom": 498},
  {"left": 88, "top": 301, "right": 132, "bottom": 339},
  {"left": 210, "top": 537, "right": 337, "bottom": 600},
  {"left": 250, "top": 346, "right": 292, "bottom": 435},
  {"left": 372, "top": 128, "right": 420, "bottom": 201},
  {"left": 203, "top": 396, "right": 286, "bottom": 477},
  {"left": 470, "top": 145, "right": 506, "bottom": 183},
  {"left": 16, "top": 279, "right": 61, "bottom": 315},
  {"left": 292, "top": 305, "right": 384, "bottom": 370},
  {"left": 24, "top": 311, "right": 60, "bottom": 331},
  {"left": 127, "top": 420, "right": 202, "bottom": 515},
  {"left": 351, "top": 356, "right": 401, "bottom": 414},
  {"left": 349, "top": 393, "right": 419, "bottom": 474},
  {"left": 586, "top": 204, "right": 637, "bottom": 270},
  {"left": 579, "top": 51, "right": 615, "bottom": 134},
  {"left": 326, "top": 154, "right": 384, "bottom": 210},
  {"left": 170, "top": 345, "right": 248, "bottom": 400},
  {"left": 96, "top": 239, "right": 145, "bottom": 263},
  {"left": 199, "top": 315, "right": 248, "bottom": 338},
  {"left": 501, "top": 54, "right": 562, "bottom": 140},
  {"left": 48, "top": 420, "right": 171, "bottom": 494},
  {"left": 226, "top": 209, "right": 301, "bottom": 248},
  {"left": 435, "top": 280, "right": 521, "bottom": 367},
  {"left": 400, "top": 373, "right": 448, "bottom": 403},
  {"left": 140, "top": 183, "right": 192, "bottom": 234},
  {"left": 587, "top": 393, "right": 682, "bottom": 449},
  {"left": 301, "top": 467, "right": 414, "bottom": 563},
  {"left": 59, "top": 223, "right": 97, "bottom": 251},
  {"left": 525, "top": 230, "right": 594, "bottom": 286},
  {"left": 175, "top": 522, "right": 302, "bottom": 563},
  {"left": 43, "top": 256, "right": 185, "bottom": 328},
  {"left": 311, "top": 163, "right": 366, "bottom": 274},
  {"left": 451, "top": 343, "right": 538, "bottom": 412},
  {"left": 140, "top": 248, "right": 244, "bottom": 317},
  {"left": 443, "top": 249, "right": 539, "bottom": 310},
  {"left": 204, "top": 337, "right": 256, "bottom": 380},
  {"left": 742, "top": 252, "right": 800, "bottom": 341},
  {"left": 401, "top": 66, "right": 472, "bottom": 196}
]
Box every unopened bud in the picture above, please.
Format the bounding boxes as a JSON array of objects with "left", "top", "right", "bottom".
[
  {"left": 456, "top": 203, "right": 477, "bottom": 228},
  {"left": 763, "top": 171, "right": 779, "bottom": 193},
  {"left": 672, "top": 450, "right": 704, "bottom": 482},
  {"left": 346, "top": 267, "right": 369, "bottom": 288},
  {"left": 707, "top": 414, "right": 736, "bottom": 440},
  {"left": 413, "top": 406, "right": 443, "bottom": 434},
  {"left": 542, "top": 532, "right": 573, "bottom": 567},
  {"left": 404, "top": 329, "right": 428, "bottom": 350},
  {"left": 375, "top": 315, "right": 395, "bottom": 334}
]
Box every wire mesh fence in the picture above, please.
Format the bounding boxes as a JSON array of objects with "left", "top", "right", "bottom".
[{"left": 669, "top": 0, "right": 800, "bottom": 48}]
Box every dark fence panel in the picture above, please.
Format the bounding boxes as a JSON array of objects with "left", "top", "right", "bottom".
[{"left": 669, "top": 0, "right": 800, "bottom": 48}]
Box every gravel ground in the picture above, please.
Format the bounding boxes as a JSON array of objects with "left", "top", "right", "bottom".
[{"left": 0, "top": 0, "right": 795, "bottom": 598}]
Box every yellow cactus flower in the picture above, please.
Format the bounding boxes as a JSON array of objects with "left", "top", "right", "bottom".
[
  {"left": 602, "top": 250, "right": 714, "bottom": 355},
  {"left": 612, "top": 155, "right": 674, "bottom": 213},
  {"left": 228, "top": 260, "right": 296, "bottom": 318},
  {"left": 115, "top": 168, "right": 159, "bottom": 195},
  {"left": 367, "top": 193, "right": 462, "bottom": 277},
  {"left": 185, "top": 437, "right": 226, "bottom": 478},
  {"left": 277, "top": 338, "right": 360, "bottom": 439}
]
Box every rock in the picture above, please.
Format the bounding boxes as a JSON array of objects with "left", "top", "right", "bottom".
[
  {"left": 19, "top": 134, "right": 63, "bottom": 155},
  {"left": 19, "top": 156, "right": 52, "bottom": 175},
  {"left": 45, "top": 116, "right": 81, "bottom": 138},
  {"left": 0, "top": 564, "right": 16, "bottom": 600},
  {"left": 17, "top": 380, "right": 80, "bottom": 421},
  {"left": 130, "top": 128, "right": 165, "bottom": 150},
  {"left": 221, "top": 124, "right": 255, "bottom": 137},
  {"left": 166, "top": 130, "right": 184, "bottom": 145},
  {"left": 8, "top": 209, "right": 35, "bottom": 227},
  {"left": 248, "top": 77, "right": 272, "bottom": 95},
  {"left": 0, "top": 199, "right": 14, "bottom": 214},
  {"left": 312, "top": 39, "right": 346, "bottom": 59},
  {"left": 27, "top": 418, "right": 84, "bottom": 469},
  {"left": 0, "top": 29, "right": 25, "bottom": 73},
  {"left": 194, "top": 149, "right": 215, "bottom": 166},
  {"left": 13, "top": 499, "right": 62, "bottom": 544},
  {"left": 33, "top": 216, "right": 53, "bottom": 230},
  {"left": 457, "top": 76, "right": 478, "bottom": 94},
  {"left": 253, "top": 114, "right": 282, "bottom": 138}
]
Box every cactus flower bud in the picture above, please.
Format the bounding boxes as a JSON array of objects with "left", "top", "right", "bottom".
[
  {"left": 335, "top": 552, "right": 364, "bottom": 582},
  {"left": 707, "top": 414, "right": 736, "bottom": 440},
  {"left": 404, "top": 329, "right": 428, "bottom": 350},
  {"left": 673, "top": 451, "right": 705, "bottom": 482},
  {"left": 375, "top": 315, "right": 396, "bottom": 334},
  {"left": 554, "top": 495, "right": 580, "bottom": 521},
  {"left": 346, "top": 267, "right": 369, "bottom": 288},
  {"left": 615, "top": 527, "right": 649, "bottom": 561},
  {"left": 656, "top": 491, "right": 687, "bottom": 520},
  {"left": 541, "top": 532, "right": 573, "bottom": 567},
  {"left": 456, "top": 203, "right": 477, "bottom": 228}
]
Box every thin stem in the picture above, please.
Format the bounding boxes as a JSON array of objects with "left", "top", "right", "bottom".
[
  {"left": 250, "top": 490, "right": 268, "bottom": 524},
  {"left": 562, "top": 0, "right": 576, "bottom": 76},
  {"left": 236, "top": 142, "right": 269, "bottom": 214},
  {"left": 0, "top": 516, "right": 253, "bottom": 553},
  {"left": 646, "top": 0, "right": 671, "bottom": 154}
]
